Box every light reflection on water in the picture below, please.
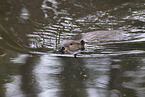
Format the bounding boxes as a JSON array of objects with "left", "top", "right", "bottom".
[
  {"left": 34, "top": 55, "right": 61, "bottom": 97},
  {"left": 5, "top": 76, "right": 25, "bottom": 97},
  {"left": 2, "top": 48, "right": 145, "bottom": 97},
  {"left": 4, "top": 54, "right": 114, "bottom": 97},
  {"left": 0, "top": 0, "right": 145, "bottom": 97}
]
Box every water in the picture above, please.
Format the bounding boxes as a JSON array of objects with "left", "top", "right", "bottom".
[{"left": 0, "top": 0, "right": 145, "bottom": 97}]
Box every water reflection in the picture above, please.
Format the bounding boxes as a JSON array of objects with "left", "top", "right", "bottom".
[
  {"left": 2, "top": 51, "right": 145, "bottom": 97},
  {"left": 58, "top": 57, "right": 88, "bottom": 97},
  {"left": 5, "top": 75, "right": 24, "bottom": 97},
  {"left": 34, "top": 55, "right": 61, "bottom": 97},
  {"left": 0, "top": 0, "right": 145, "bottom": 97},
  {"left": 20, "top": 55, "right": 40, "bottom": 97},
  {"left": 0, "top": 50, "right": 20, "bottom": 97},
  {"left": 109, "top": 54, "right": 145, "bottom": 97},
  {"left": 3, "top": 54, "right": 111, "bottom": 97}
]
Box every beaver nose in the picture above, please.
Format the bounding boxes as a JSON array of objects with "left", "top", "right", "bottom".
[{"left": 57, "top": 47, "right": 65, "bottom": 54}]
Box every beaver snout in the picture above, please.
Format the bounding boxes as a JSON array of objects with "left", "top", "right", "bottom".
[
  {"left": 57, "top": 40, "right": 85, "bottom": 54},
  {"left": 57, "top": 46, "right": 65, "bottom": 54}
]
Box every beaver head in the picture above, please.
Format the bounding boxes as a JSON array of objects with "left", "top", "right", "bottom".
[{"left": 57, "top": 40, "right": 85, "bottom": 54}]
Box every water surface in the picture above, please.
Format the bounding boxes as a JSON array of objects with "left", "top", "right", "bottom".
[{"left": 0, "top": 0, "right": 145, "bottom": 97}]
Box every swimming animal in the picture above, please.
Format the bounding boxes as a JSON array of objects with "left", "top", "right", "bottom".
[
  {"left": 57, "top": 40, "right": 85, "bottom": 54},
  {"left": 81, "top": 30, "right": 125, "bottom": 42},
  {"left": 57, "top": 30, "right": 125, "bottom": 54}
]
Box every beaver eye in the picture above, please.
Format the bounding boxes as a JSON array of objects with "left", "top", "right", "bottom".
[{"left": 70, "top": 43, "right": 73, "bottom": 45}]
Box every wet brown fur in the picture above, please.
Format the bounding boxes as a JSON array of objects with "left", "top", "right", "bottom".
[{"left": 57, "top": 40, "right": 85, "bottom": 53}]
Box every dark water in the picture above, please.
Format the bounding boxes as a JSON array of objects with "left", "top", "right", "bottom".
[{"left": 0, "top": 0, "right": 145, "bottom": 97}]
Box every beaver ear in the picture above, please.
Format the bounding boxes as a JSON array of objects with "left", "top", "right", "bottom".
[{"left": 80, "top": 40, "right": 85, "bottom": 45}]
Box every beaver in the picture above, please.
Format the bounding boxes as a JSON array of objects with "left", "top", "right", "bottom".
[
  {"left": 57, "top": 40, "right": 85, "bottom": 54},
  {"left": 57, "top": 30, "right": 125, "bottom": 54},
  {"left": 81, "top": 30, "right": 125, "bottom": 42}
]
